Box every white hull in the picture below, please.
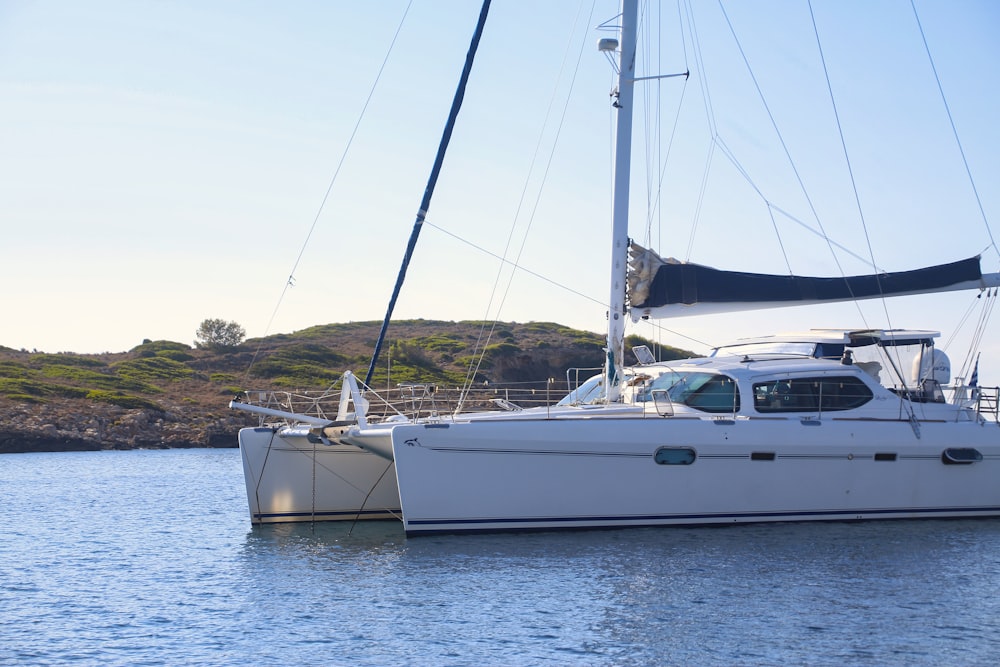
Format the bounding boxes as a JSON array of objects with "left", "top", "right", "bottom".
[
  {"left": 238, "top": 426, "right": 400, "bottom": 524},
  {"left": 387, "top": 417, "right": 1000, "bottom": 534}
]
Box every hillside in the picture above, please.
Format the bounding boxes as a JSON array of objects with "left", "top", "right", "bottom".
[{"left": 0, "top": 320, "right": 691, "bottom": 453}]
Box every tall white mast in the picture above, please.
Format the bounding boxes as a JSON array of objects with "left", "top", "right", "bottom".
[{"left": 605, "top": 0, "right": 637, "bottom": 403}]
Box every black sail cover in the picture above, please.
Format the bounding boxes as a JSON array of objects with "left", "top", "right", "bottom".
[{"left": 627, "top": 243, "right": 983, "bottom": 316}]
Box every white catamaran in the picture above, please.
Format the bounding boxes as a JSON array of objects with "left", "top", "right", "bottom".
[{"left": 231, "top": 0, "right": 1000, "bottom": 533}]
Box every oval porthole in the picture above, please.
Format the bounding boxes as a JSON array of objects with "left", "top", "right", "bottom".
[
  {"left": 942, "top": 447, "right": 983, "bottom": 465},
  {"left": 654, "top": 447, "right": 696, "bottom": 465}
]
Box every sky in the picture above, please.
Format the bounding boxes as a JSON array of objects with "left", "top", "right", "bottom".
[{"left": 1, "top": 1, "right": 998, "bottom": 381}]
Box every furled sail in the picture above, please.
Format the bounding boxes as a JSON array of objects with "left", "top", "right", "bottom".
[{"left": 628, "top": 243, "right": 994, "bottom": 320}]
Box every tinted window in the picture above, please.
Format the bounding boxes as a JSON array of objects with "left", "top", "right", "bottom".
[
  {"left": 753, "top": 376, "right": 872, "bottom": 413},
  {"left": 668, "top": 372, "right": 740, "bottom": 414}
]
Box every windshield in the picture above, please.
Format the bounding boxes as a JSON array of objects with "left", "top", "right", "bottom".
[
  {"left": 647, "top": 371, "right": 740, "bottom": 413},
  {"left": 713, "top": 342, "right": 819, "bottom": 358},
  {"left": 556, "top": 374, "right": 604, "bottom": 406}
]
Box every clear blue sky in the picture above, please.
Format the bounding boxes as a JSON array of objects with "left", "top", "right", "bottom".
[{"left": 2, "top": 1, "right": 998, "bottom": 378}]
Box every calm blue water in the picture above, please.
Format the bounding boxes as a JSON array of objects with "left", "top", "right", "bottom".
[{"left": 3, "top": 449, "right": 1000, "bottom": 666}]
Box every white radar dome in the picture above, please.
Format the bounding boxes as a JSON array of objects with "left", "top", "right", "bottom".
[{"left": 911, "top": 348, "right": 951, "bottom": 385}]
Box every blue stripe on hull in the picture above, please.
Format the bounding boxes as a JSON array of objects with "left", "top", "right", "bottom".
[
  {"left": 254, "top": 509, "right": 402, "bottom": 521},
  {"left": 404, "top": 506, "right": 1000, "bottom": 533}
]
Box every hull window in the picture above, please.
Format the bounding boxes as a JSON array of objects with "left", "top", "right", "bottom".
[
  {"left": 942, "top": 448, "right": 983, "bottom": 464},
  {"left": 654, "top": 447, "right": 697, "bottom": 465}
]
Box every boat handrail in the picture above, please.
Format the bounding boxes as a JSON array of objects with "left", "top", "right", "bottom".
[
  {"left": 233, "top": 377, "right": 579, "bottom": 427},
  {"left": 974, "top": 386, "right": 1000, "bottom": 423}
]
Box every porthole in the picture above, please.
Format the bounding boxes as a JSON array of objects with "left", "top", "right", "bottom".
[
  {"left": 654, "top": 447, "right": 696, "bottom": 465},
  {"left": 942, "top": 448, "right": 982, "bottom": 465}
]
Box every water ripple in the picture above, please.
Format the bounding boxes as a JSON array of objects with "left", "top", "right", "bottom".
[{"left": 3, "top": 450, "right": 1000, "bottom": 665}]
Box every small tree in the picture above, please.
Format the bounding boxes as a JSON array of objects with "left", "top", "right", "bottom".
[{"left": 195, "top": 318, "right": 246, "bottom": 350}]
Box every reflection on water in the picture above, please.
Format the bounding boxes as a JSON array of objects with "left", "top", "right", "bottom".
[
  {"left": 3, "top": 449, "right": 1000, "bottom": 666},
  {"left": 238, "top": 515, "right": 1000, "bottom": 665}
]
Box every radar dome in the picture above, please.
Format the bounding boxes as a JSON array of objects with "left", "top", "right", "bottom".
[{"left": 911, "top": 348, "right": 950, "bottom": 385}]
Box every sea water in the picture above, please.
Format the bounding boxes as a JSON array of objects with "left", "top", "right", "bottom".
[{"left": 2, "top": 448, "right": 1000, "bottom": 666}]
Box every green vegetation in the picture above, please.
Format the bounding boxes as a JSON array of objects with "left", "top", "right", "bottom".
[
  {"left": 389, "top": 339, "right": 435, "bottom": 369},
  {"left": 251, "top": 343, "right": 348, "bottom": 387},
  {"left": 0, "top": 320, "right": 696, "bottom": 412},
  {"left": 414, "top": 334, "right": 466, "bottom": 353},
  {"left": 0, "top": 361, "right": 33, "bottom": 378},
  {"left": 484, "top": 342, "right": 520, "bottom": 358},
  {"left": 0, "top": 377, "right": 89, "bottom": 401},
  {"left": 31, "top": 353, "right": 105, "bottom": 368},
  {"left": 114, "top": 357, "right": 194, "bottom": 382},
  {"left": 42, "top": 364, "right": 160, "bottom": 394},
  {"left": 131, "top": 339, "right": 195, "bottom": 361},
  {"left": 85, "top": 390, "right": 161, "bottom": 411}
]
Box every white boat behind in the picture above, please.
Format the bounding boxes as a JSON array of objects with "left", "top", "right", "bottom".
[{"left": 233, "top": 388, "right": 399, "bottom": 523}]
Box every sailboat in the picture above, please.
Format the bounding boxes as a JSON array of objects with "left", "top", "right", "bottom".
[{"left": 231, "top": 0, "right": 1000, "bottom": 532}]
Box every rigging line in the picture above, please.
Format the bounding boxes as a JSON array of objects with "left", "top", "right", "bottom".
[
  {"left": 648, "top": 0, "right": 672, "bottom": 255},
  {"left": 711, "top": 137, "right": 876, "bottom": 270},
  {"left": 365, "top": 0, "right": 493, "bottom": 388},
  {"left": 765, "top": 204, "right": 793, "bottom": 273},
  {"left": 765, "top": 203, "right": 877, "bottom": 269},
  {"left": 684, "top": 138, "right": 716, "bottom": 261},
  {"left": 639, "top": 0, "right": 662, "bottom": 243},
  {"left": 251, "top": 429, "right": 278, "bottom": 524},
  {"left": 241, "top": 1, "right": 414, "bottom": 384},
  {"left": 910, "top": 0, "right": 999, "bottom": 262},
  {"left": 644, "top": 79, "right": 689, "bottom": 246},
  {"left": 685, "top": 0, "right": 716, "bottom": 138},
  {"left": 311, "top": 435, "right": 317, "bottom": 526},
  {"left": 648, "top": 1, "right": 661, "bottom": 245},
  {"left": 460, "top": 0, "right": 598, "bottom": 405},
  {"left": 654, "top": 1, "right": 668, "bottom": 256},
  {"left": 942, "top": 293, "right": 981, "bottom": 352},
  {"left": 348, "top": 461, "right": 399, "bottom": 536},
  {"left": 806, "top": 1, "right": 883, "bottom": 335},
  {"left": 423, "top": 220, "right": 605, "bottom": 308},
  {"left": 639, "top": 1, "right": 653, "bottom": 235},
  {"left": 298, "top": 440, "right": 391, "bottom": 497},
  {"left": 458, "top": 0, "right": 597, "bottom": 403},
  {"left": 966, "top": 290, "right": 997, "bottom": 373},
  {"left": 636, "top": 316, "right": 712, "bottom": 349},
  {"left": 950, "top": 290, "right": 991, "bottom": 377},
  {"left": 958, "top": 292, "right": 989, "bottom": 380},
  {"left": 718, "top": 0, "right": 850, "bottom": 286},
  {"left": 709, "top": 136, "right": 789, "bottom": 270},
  {"left": 640, "top": 0, "right": 678, "bottom": 252}
]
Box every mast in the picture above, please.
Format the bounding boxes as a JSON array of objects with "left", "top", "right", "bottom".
[
  {"left": 363, "top": 0, "right": 492, "bottom": 388},
  {"left": 605, "top": 0, "right": 637, "bottom": 403}
]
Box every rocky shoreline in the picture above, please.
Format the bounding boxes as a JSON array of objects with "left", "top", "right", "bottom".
[{"left": 0, "top": 397, "right": 254, "bottom": 454}]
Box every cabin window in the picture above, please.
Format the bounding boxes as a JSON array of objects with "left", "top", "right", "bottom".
[
  {"left": 556, "top": 374, "right": 604, "bottom": 406},
  {"left": 753, "top": 376, "right": 873, "bottom": 413},
  {"left": 637, "top": 370, "right": 684, "bottom": 402},
  {"left": 660, "top": 372, "right": 740, "bottom": 414}
]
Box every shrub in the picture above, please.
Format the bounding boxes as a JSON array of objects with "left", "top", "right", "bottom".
[{"left": 195, "top": 319, "right": 246, "bottom": 350}]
